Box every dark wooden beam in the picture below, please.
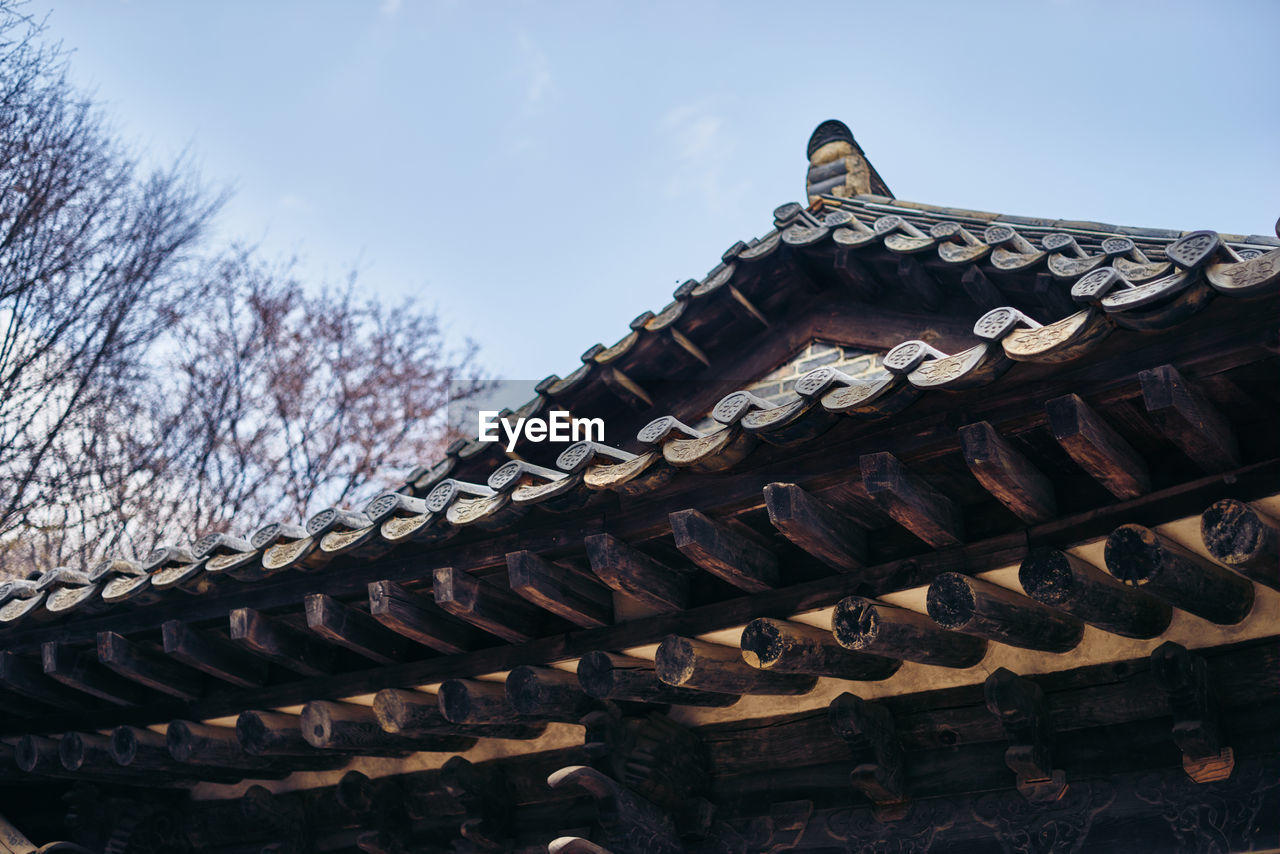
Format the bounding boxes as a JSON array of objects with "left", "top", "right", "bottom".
[
  {"left": 656, "top": 635, "right": 816, "bottom": 695},
  {"left": 1140, "top": 364, "right": 1240, "bottom": 473},
  {"left": 832, "top": 596, "right": 987, "bottom": 668},
  {"left": 41, "top": 642, "right": 147, "bottom": 706},
  {"left": 437, "top": 678, "right": 524, "bottom": 725},
  {"left": 577, "top": 651, "right": 738, "bottom": 707},
  {"left": 0, "top": 651, "right": 87, "bottom": 709},
  {"left": 229, "top": 607, "right": 335, "bottom": 676},
  {"left": 829, "top": 693, "right": 906, "bottom": 816},
  {"left": 958, "top": 422, "right": 1057, "bottom": 524},
  {"left": 432, "top": 566, "right": 543, "bottom": 643},
  {"left": 305, "top": 593, "right": 416, "bottom": 664},
  {"left": 167, "top": 720, "right": 320, "bottom": 774},
  {"left": 505, "top": 665, "right": 597, "bottom": 721},
  {"left": 506, "top": 550, "right": 613, "bottom": 629},
  {"left": 1200, "top": 499, "right": 1279, "bottom": 590},
  {"left": 860, "top": 452, "right": 963, "bottom": 548},
  {"left": 984, "top": 667, "right": 1066, "bottom": 802},
  {"left": 1104, "top": 524, "right": 1255, "bottom": 625},
  {"left": 763, "top": 482, "right": 867, "bottom": 572},
  {"left": 369, "top": 580, "right": 478, "bottom": 654},
  {"left": 237, "top": 709, "right": 334, "bottom": 757},
  {"left": 1047, "top": 393, "right": 1150, "bottom": 499},
  {"left": 583, "top": 534, "right": 688, "bottom": 613},
  {"left": 372, "top": 688, "right": 547, "bottom": 740},
  {"left": 926, "top": 573, "right": 1085, "bottom": 652},
  {"left": 111, "top": 725, "right": 243, "bottom": 783},
  {"left": 670, "top": 508, "right": 779, "bottom": 591},
  {"left": 161, "top": 620, "right": 269, "bottom": 688},
  {"left": 97, "top": 631, "right": 204, "bottom": 701},
  {"left": 300, "top": 700, "right": 475, "bottom": 755},
  {"left": 740, "top": 618, "right": 900, "bottom": 680},
  {"left": 1018, "top": 548, "right": 1171, "bottom": 638}
]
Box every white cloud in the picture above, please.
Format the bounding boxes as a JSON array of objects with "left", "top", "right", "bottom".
[
  {"left": 379, "top": 0, "right": 404, "bottom": 17},
  {"left": 659, "top": 102, "right": 741, "bottom": 212},
  {"left": 517, "top": 32, "right": 554, "bottom": 117}
]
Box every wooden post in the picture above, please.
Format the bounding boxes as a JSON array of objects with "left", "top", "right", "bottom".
[
  {"left": 860, "top": 452, "right": 963, "bottom": 548},
  {"left": 432, "top": 567, "right": 544, "bottom": 643},
  {"left": 1200, "top": 499, "right": 1279, "bottom": 590},
  {"left": 1104, "top": 524, "right": 1255, "bottom": 625},
  {"left": 577, "top": 651, "right": 739, "bottom": 707},
  {"left": 162, "top": 620, "right": 270, "bottom": 688},
  {"left": 670, "top": 509, "right": 779, "bottom": 592},
  {"left": 832, "top": 596, "right": 988, "bottom": 668},
  {"left": 97, "top": 631, "right": 204, "bottom": 700},
  {"left": 438, "top": 679, "right": 525, "bottom": 725},
  {"left": 763, "top": 482, "right": 867, "bottom": 572},
  {"left": 740, "top": 618, "right": 900, "bottom": 680},
  {"left": 1140, "top": 364, "right": 1240, "bottom": 473},
  {"left": 368, "top": 580, "right": 478, "bottom": 654},
  {"left": 505, "top": 665, "right": 597, "bottom": 721},
  {"left": 958, "top": 422, "right": 1057, "bottom": 524},
  {"left": 1018, "top": 548, "right": 1172, "bottom": 638},
  {"left": 656, "top": 635, "right": 816, "bottom": 695},
  {"left": 506, "top": 550, "right": 613, "bottom": 628},
  {"left": 229, "top": 607, "right": 335, "bottom": 676},
  {"left": 926, "top": 573, "right": 1085, "bottom": 652},
  {"left": 1046, "top": 394, "right": 1150, "bottom": 499},
  {"left": 305, "top": 593, "right": 417, "bottom": 664},
  {"left": 373, "top": 689, "right": 547, "bottom": 740},
  {"left": 583, "top": 534, "right": 689, "bottom": 613},
  {"left": 301, "top": 700, "right": 476, "bottom": 755}
]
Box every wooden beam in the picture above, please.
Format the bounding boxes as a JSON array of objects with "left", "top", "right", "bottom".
[
  {"left": 656, "top": 635, "right": 816, "bottom": 695},
  {"left": 305, "top": 593, "right": 416, "bottom": 664},
  {"left": 368, "top": 580, "right": 477, "bottom": 654},
  {"left": 167, "top": 720, "right": 320, "bottom": 774},
  {"left": 372, "top": 689, "right": 547, "bottom": 740},
  {"left": 162, "top": 620, "right": 269, "bottom": 688},
  {"left": 1047, "top": 393, "right": 1150, "bottom": 499},
  {"left": 1018, "top": 548, "right": 1171, "bottom": 638},
  {"left": 237, "top": 709, "right": 338, "bottom": 757},
  {"left": 41, "top": 642, "right": 147, "bottom": 706},
  {"left": 432, "top": 566, "right": 543, "bottom": 643},
  {"left": 763, "top": 482, "right": 867, "bottom": 572},
  {"left": 229, "top": 607, "right": 335, "bottom": 676},
  {"left": 1104, "top": 524, "right": 1255, "bottom": 625},
  {"left": 926, "top": 573, "right": 1085, "bottom": 652},
  {"left": 860, "top": 452, "right": 963, "bottom": 548},
  {"left": 1200, "top": 499, "right": 1280, "bottom": 590},
  {"left": 505, "top": 665, "right": 597, "bottom": 722},
  {"left": 110, "top": 725, "right": 243, "bottom": 783},
  {"left": 1140, "top": 364, "right": 1240, "bottom": 473},
  {"left": 300, "top": 700, "right": 475, "bottom": 755},
  {"left": 670, "top": 509, "right": 779, "bottom": 592},
  {"left": 740, "top": 618, "right": 900, "bottom": 680},
  {"left": 0, "top": 651, "right": 87, "bottom": 709},
  {"left": 437, "top": 678, "right": 524, "bottom": 725},
  {"left": 506, "top": 550, "right": 613, "bottom": 629},
  {"left": 958, "top": 422, "right": 1057, "bottom": 523},
  {"left": 583, "top": 534, "right": 688, "bottom": 613},
  {"left": 97, "top": 631, "right": 204, "bottom": 701},
  {"left": 576, "top": 651, "right": 738, "bottom": 707},
  {"left": 832, "top": 596, "right": 988, "bottom": 668}
]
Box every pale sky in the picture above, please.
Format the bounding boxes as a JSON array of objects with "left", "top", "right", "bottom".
[{"left": 31, "top": 0, "right": 1280, "bottom": 381}]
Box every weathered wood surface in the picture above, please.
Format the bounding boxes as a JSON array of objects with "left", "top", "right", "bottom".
[
  {"left": 110, "top": 724, "right": 245, "bottom": 783},
  {"left": 506, "top": 550, "right": 613, "bottom": 629},
  {"left": 373, "top": 688, "right": 548, "bottom": 739},
  {"left": 506, "top": 664, "right": 597, "bottom": 721},
  {"left": 438, "top": 678, "right": 525, "bottom": 725},
  {"left": 670, "top": 508, "right": 779, "bottom": 591},
  {"left": 237, "top": 709, "right": 338, "bottom": 756},
  {"left": 763, "top": 482, "right": 866, "bottom": 572},
  {"left": 1018, "top": 548, "right": 1172, "bottom": 638},
  {"left": 926, "top": 573, "right": 1085, "bottom": 652},
  {"left": 1047, "top": 393, "right": 1150, "bottom": 499},
  {"left": 829, "top": 692, "right": 906, "bottom": 811},
  {"left": 301, "top": 700, "right": 475, "bottom": 755},
  {"left": 958, "top": 422, "right": 1057, "bottom": 523},
  {"left": 1200, "top": 499, "right": 1279, "bottom": 589},
  {"left": 369, "top": 579, "right": 478, "bottom": 654},
  {"left": 1104, "top": 524, "right": 1255, "bottom": 624},
  {"left": 860, "top": 452, "right": 963, "bottom": 547},
  {"left": 983, "top": 667, "right": 1065, "bottom": 802},
  {"left": 162, "top": 620, "right": 270, "bottom": 688},
  {"left": 656, "top": 635, "right": 817, "bottom": 695},
  {"left": 547, "top": 765, "right": 682, "bottom": 854},
  {"left": 740, "top": 618, "right": 901, "bottom": 680},
  {"left": 166, "top": 720, "right": 289, "bottom": 773},
  {"left": 576, "top": 651, "right": 739, "bottom": 707},
  {"left": 305, "top": 593, "right": 416, "bottom": 664},
  {"left": 230, "top": 607, "right": 335, "bottom": 676},
  {"left": 41, "top": 641, "right": 147, "bottom": 706},
  {"left": 584, "top": 534, "right": 688, "bottom": 613},
  {"left": 1139, "top": 364, "right": 1240, "bottom": 473},
  {"left": 97, "top": 631, "right": 204, "bottom": 700},
  {"left": 433, "top": 566, "right": 544, "bottom": 643},
  {"left": 832, "top": 596, "right": 987, "bottom": 668},
  {"left": 0, "top": 651, "right": 88, "bottom": 709}
]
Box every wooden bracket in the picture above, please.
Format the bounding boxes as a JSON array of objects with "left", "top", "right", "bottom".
[
  {"left": 984, "top": 668, "right": 1067, "bottom": 803},
  {"left": 367, "top": 579, "right": 478, "bottom": 654},
  {"left": 584, "top": 533, "right": 689, "bottom": 613},
  {"left": 1139, "top": 364, "right": 1240, "bottom": 473},
  {"left": 229, "top": 607, "right": 335, "bottom": 676},
  {"left": 162, "top": 620, "right": 270, "bottom": 688},
  {"left": 548, "top": 765, "right": 683, "bottom": 854},
  {"left": 958, "top": 422, "right": 1056, "bottom": 524},
  {"left": 670, "top": 508, "right": 779, "bottom": 591},
  {"left": 860, "top": 452, "right": 963, "bottom": 548},
  {"left": 97, "top": 631, "right": 205, "bottom": 700},
  {"left": 440, "top": 755, "right": 515, "bottom": 851},
  {"left": 432, "top": 566, "right": 543, "bottom": 643},
  {"left": 1151, "top": 641, "right": 1234, "bottom": 783},
  {"left": 829, "top": 692, "right": 908, "bottom": 820},
  {"left": 763, "top": 482, "right": 867, "bottom": 572},
  {"left": 305, "top": 593, "right": 417, "bottom": 664},
  {"left": 1046, "top": 393, "right": 1150, "bottom": 499},
  {"left": 41, "top": 641, "right": 147, "bottom": 706},
  {"left": 506, "top": 550, "right": 613, "bottom": 628}
]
